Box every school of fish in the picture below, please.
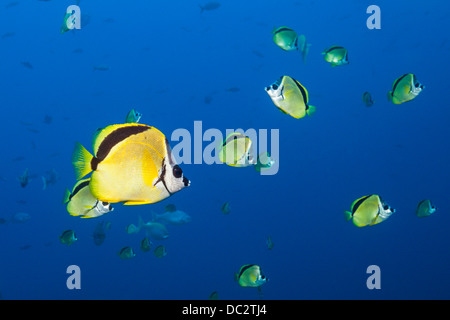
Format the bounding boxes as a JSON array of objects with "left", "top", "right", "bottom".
[{"left": 3, "top": 2, "right": 437, "bottom": 300}]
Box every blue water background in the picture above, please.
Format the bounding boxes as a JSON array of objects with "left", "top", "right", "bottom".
[{"left": 0, "top": 0, "right": 449, "bottom": 299}]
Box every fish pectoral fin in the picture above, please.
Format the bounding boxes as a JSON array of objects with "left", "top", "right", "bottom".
[{"left": 123, "top": 200, "right": 153, "bottom": 205}]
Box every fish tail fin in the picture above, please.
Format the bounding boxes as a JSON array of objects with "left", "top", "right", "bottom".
[
  {"left": 71, "top": 142, "right": 93, "bottom": 180},
  {"left": 387, "top": 91, "right": 393, "bottom": 102},
  {"left": 344, "top": 211, "right": 353, "bottom": 222},
  {"left": 306, "top": 105, "right": 316, "bottom": 116},
  {"left": 62, "top": 188, "right": 72, "bottom": 204}
]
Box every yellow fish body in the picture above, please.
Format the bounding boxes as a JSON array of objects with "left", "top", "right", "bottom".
[
  {"left": 416, "top": 199, "right": 436, "bottom": 217},
  {"left": 272, "top": 26, "right": 298, "bottom": 51},
  {"left": 218, "top": 132, "right": 254, "bottom": 167},
  {"left": 235, "top": 264, "right": 267, "bottom": 288},
  {"left": 344, "top": 194, "right": 395, "bottom": 227},
  {"left": 265, "top": 75, "right": 316, "bottom": 119},
  {"left": 72, "top": 123, "right": 190, "bottom": 205},
  {"left": 388, "top": 73, "right": 424, "bottom": 104},
  {"left": 63, "top": 178, "right": 113, "bottom": 218},
  {"left": 322, "top": 46, "right": 349, "bottom": 66}
]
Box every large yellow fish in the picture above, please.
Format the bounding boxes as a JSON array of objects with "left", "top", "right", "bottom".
[
  {"left": 387, "top": 73, "right": 424, "bottom": 104},
  {"left": 265, "top": 75, "right": 316, "bottom": 119},
  {"left": 71, "top": 123, "right": 190, "bottom": 205}
]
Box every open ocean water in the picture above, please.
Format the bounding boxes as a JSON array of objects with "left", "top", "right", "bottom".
[{"left": 0, "top": 0, "right": 449, "bottom": 302}]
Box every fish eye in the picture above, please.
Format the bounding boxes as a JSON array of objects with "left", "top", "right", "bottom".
[
  {"left": 272, "top": 84, "right": 278, "bottom": 90},
  {"left": 102, "top": 201, "right": 108, "bottom": 205},
  {"left": 173, "top": 165, "right": 183, "bottom": 178},
  {"left": 383, "top": 205, "right": 390, "bottom": 210}
]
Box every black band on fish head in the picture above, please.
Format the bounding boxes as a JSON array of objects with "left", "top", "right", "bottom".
[{"left": 91, "top": 157, "right": 99, "bottom": 171}]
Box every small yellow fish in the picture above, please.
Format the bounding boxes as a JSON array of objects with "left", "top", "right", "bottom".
[
  {"left": 322, "top": 46, "right": 349, "bottom": 66},
  {"left": 125, "top": 109, "right": 142, "bottom": 123},
  {"left": 362, "top": 92, "right": 374, "bottom": 107},
  {"left": 63, "top": 178, "right": 114, "bottom": 218},
  {"left": 416, "top": 199, "right": 436, "bottom": 218},
  {"left": 209, "top": 291, "right": 219, "bottom": 300},
  {"left": 154, "top": 245, "right": 167, "bottom": 258},
  {"left": 272, "top": 26, "right": 299, "bottom": 51},
  {"left": 140, "top": 237, "right": 152, "bottom": 252},
  {"left": 254, "top": 152, "right": 274, "bottom": 172},
  {"left": 344, "top": 195, "right": 395, "bottom": 227},
  {"left": 266, "top": 236, "right": 274, "bottom": 250},
  {"left": 265, "top": 75, "right": 316, "bottom": 119},
  {"left": 221, "top": 202, "right": 231, "bottom": 215},
  {"left": 118, "top": 246, "right": 135, "bottom": 259},
  {"left": 218, "top": 133, "right": 254, "bottom": 167},
  {"left": 235, "top": 265, "right": 267, "bottom": 288},
  {"left": 59, "top": 230, "right": 77, "bottom": 246},
  {"left": 387, "top": 73, "right": 424, "bottom": 104}
]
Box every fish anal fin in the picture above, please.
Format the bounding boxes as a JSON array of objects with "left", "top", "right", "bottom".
[{"left": 123, "top": 200, "right": 153, "bottom": 205}]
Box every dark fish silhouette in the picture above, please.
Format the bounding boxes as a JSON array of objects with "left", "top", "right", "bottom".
[
  {"left": 93, "top": 222, "right": 106, "bottom": 246},
  {"left": 20, "top": 61, "right": 33, "bottom": 69},
  {"left": 199, "top": 2, "right": 221, "bottom": 13}
]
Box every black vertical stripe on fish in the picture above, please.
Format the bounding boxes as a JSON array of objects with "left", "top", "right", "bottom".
[
  {"left": 223, "top": 134, "right": 247, "bottom": 147},
  {"left": 62, "top": 230, "right": 74, "bottom": 238},
  {"left": 291, "top": 78, "right": 308, "bottom": 104},
  {"left": 70, "top": 180, "right": 90, "bottom": 201},
  {"left": 352, "top": 195, "right": 373, "bottom": 214},
  {"left": 93, "top": 125, "right": 151, "bottom": 169},
  {"left": 238, "top": 264, "right": 256, "bottom": 278},
  {"left": 391, "top": 74, "right": 409, "bottom": 94},
  {"left": 372, "top": 207, "right": 381, "bottom": 223},
  {"left": 326, "top": 46, "right": 345, "bottom": 53},
  {"left": 274, "top": 27, "right": 294, "bottom": 35},
  {"left": 153, "top": 158, "right": 172, "bottom": 195}
]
